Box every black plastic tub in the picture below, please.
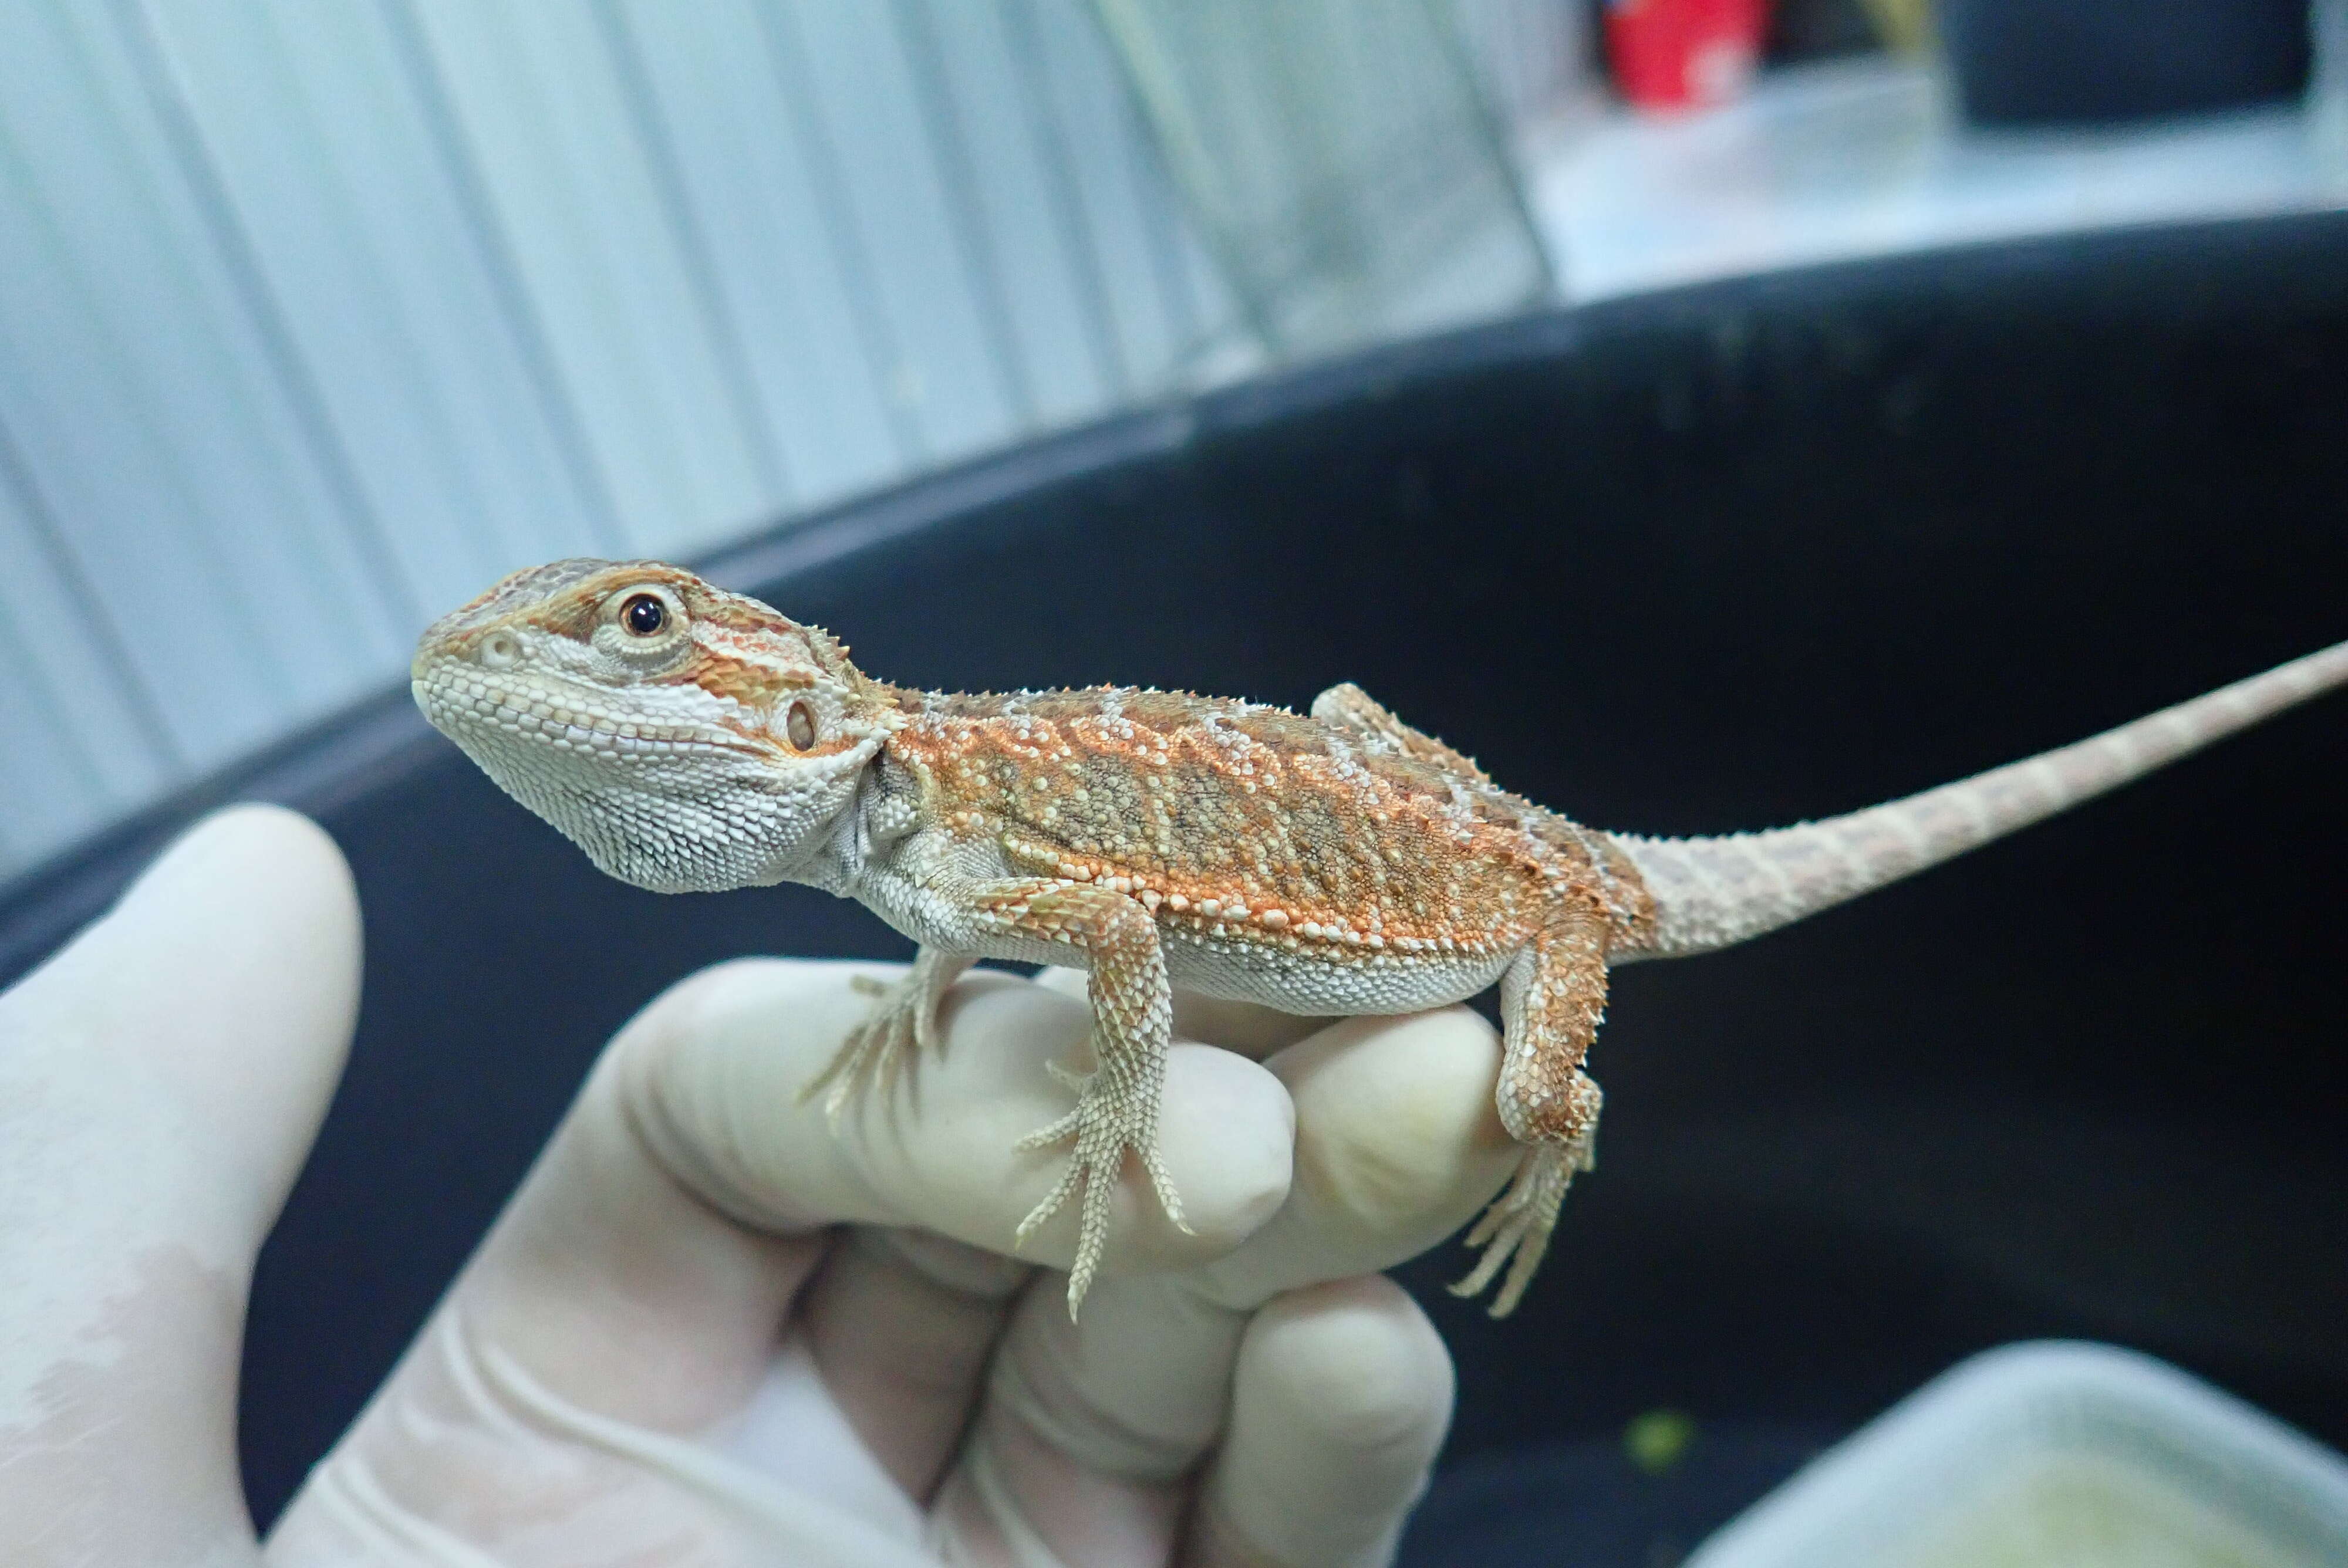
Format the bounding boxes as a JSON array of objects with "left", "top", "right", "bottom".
[
  {"left": 1940, "top": 0, "right": 2310, "bottom": 126},
  {"left": 5, "top": 212, "right": 2345, "bottom": 1560}
]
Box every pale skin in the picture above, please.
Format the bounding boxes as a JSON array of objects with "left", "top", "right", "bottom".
[{"left": 411, "top": 559, "right": 2348, "bottom": 1319}]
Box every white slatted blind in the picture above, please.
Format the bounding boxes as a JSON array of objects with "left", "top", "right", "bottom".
[
  {"left": 0, "top": 0, "right": 1250, "bottom": 878},
  {"left": 0, "top": 0, "right": 1566, "bottom": 880}
]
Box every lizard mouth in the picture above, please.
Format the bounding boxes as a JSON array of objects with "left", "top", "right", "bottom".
[{"left": 411, "top": 660, "right": 760, "bottom": 765}]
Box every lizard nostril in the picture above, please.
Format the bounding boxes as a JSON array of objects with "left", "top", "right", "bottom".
[{"left": 480, "top": 631, "right": 521, "bottom": 670}]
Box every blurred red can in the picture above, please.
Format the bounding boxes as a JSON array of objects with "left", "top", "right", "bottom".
[{"left": 1604, "top": 0, "right": 1770, "bottom": 111}]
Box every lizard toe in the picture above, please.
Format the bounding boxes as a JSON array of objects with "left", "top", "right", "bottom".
[
  {"left": 1449, "top": 1144, "right": 1574, "bottom": 1316},
  {"left": 1011, "top": 1078, "right": 1188, "bottom": 1317}
]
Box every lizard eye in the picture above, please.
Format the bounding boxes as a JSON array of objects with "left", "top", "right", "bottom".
[
  {"left": 622, "top": 594, "right": 666, "bottom": 636},
  {"left": 785, "top": 701, "right": 817, "bottom": 751},
  {"left": 603, "top": 584, "right": 686, "bottom": 651}
]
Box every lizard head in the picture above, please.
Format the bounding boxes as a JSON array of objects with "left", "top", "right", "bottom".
[{"left": 411, "top": 559, "right": 895, "bottom": 893}]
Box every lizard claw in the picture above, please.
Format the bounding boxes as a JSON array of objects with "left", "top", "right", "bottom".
[
  {"left": 801, "top": 969, "right": 940, "bottom": 1122},
  {"left": 1013, "top": 1066, "right": 1190, "bottom": 1319},
  {"left": 1449, "top": 1144, "right": 1576, "bottom": 1318}
]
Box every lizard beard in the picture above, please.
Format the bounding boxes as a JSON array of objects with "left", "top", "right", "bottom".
[{"left": 413, "top": 672, "right": 858, "bottom": 893}]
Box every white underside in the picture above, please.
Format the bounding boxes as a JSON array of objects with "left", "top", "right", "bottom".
[{"left": 1160, "top": 930, "right": 1514, "bottom": 1013}]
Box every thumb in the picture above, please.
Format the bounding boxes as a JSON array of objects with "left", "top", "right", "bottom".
[{"left": 0, "top": 805, "right": 361, "bottom": 1567}]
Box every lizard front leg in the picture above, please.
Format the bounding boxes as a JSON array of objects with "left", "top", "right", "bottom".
[
  {"left": 801, "top": 945, "right": 976, "bottom": 1120},
  {"left": 973, "top": 878, "right": 1189, "bottom": 1318},
  {"left": 1452, "top": 904, "right": 1610, "bottom": 1317}
]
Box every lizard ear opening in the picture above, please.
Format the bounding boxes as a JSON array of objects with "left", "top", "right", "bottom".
[{"left": 785, "top": 699, "right": 818, "bottom": 751}]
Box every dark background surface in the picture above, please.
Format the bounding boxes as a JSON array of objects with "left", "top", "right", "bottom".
[
  {"left": 4, "top": 211, "right": 2344, "bottom": 1553},
  {"left": 1939, "top": 0, "right": 2312, "bottom": 125}
]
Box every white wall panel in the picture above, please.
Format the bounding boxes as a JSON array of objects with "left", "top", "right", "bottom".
[
  {"left": 772, "top": 0, "right": 1022, "bottom": 464},
  {"left": 613, "top": 0, "right": 913, "bottom": 499},
  {"left": 0, "top": 2, "right": 395, "bottom": 768},
  {"left": 0, "top": 0, "right": 1563, "bottom": 882},
  {"left": 143, "top": 0, "right": 621, "bottom": 610},
  {"left": 0, "top": 436, "right": 176, "bottom": 860},
  {"left": 405, "top": 0, "right": 773, "bottom": 554},
  {"left": 1022, "top": 0, "right": 1203, "bottom": 386},
  {"left": 0, "top": 0, "right": 1266, "bottom": 883}
]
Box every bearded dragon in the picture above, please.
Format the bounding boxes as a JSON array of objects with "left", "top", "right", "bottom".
[{"left": 410, "top": 559, "right": 2348, "bottom": 1318}]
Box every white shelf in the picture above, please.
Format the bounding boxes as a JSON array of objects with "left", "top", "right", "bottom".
[{"left": 1526, "top": 57, "right": 2348, "bottom": 303}]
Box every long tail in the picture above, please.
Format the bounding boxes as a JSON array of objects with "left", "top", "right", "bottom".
[{"left": 1610, "top": 640, "right": 2348, "bottom": 961}]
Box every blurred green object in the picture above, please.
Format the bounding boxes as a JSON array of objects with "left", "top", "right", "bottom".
[
  {"left": 1859, "top": 0, "right": 1937, "bottom": 56},
  {"left": 1627, "top": 1408, "right": 1702, "bottom": 1475},
  {"left": 1090, "top": 0, "right": 1554, "bottom": 360}
]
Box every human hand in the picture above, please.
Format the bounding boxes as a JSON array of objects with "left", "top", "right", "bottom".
[{"left": 1, "top": 806, "right": 1523, "bottom": 1566}]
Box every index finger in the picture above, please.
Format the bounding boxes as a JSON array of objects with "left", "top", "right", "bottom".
[
  {"left": 447, "top": 957, "right": 1294, "bottom": 1434},
  {"left": 626, "top": 958, "right": 1294, "bottom": 1267}
]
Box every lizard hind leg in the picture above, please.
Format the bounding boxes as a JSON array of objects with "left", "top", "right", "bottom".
[
  {"left": 1450, "top": 1085, "right": 1600, "bottom": 1316},
  {"left": 1450, "top": 909, "right": 1609, "bottom": 1318},
  {"left": 1311, "top": 682, "right": 1495, "bottom": 785},
  {"left": 801, "top": 945, "right": 973, "bottom": 1122}
]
